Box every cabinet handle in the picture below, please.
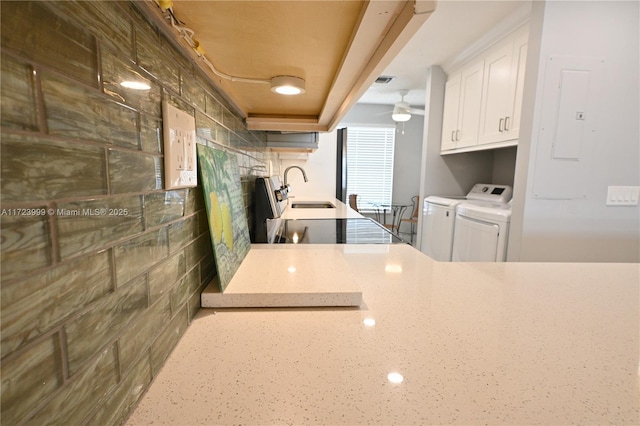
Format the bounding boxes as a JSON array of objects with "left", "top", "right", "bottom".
[
  {"left": 451, "top": 131, "right": 455, "bottom": 142},
  {"left": 504, "top": 116, "right": 510, "bottom": 131},
  {"left": 455, "top": 130, "right": 460, "bottom": 141},
  {"left": 499, "top": 118, "right": 504, "bottom": 132}
]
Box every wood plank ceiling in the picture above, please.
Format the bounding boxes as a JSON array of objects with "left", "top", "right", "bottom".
[{"left": 140, "top": 0, "right": 436, "bottom": 132}]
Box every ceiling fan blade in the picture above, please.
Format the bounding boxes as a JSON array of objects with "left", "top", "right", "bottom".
[
  {"left": 375, "top": 110, "right": 394, "bottom": 116},
  {"left": 410, "top": 108, "right": 425, "bottom": 115}
]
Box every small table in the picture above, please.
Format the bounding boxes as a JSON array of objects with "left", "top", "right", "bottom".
[{"left": 371, "top": 202, "right": 410, "bottom": 233}]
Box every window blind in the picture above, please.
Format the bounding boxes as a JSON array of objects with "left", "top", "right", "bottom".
[{"left": 346, "top": 126, "right": 395, "bottom": 205}]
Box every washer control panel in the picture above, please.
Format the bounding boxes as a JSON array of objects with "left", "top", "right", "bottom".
[{"left": 466, "top": 184, "right": 513, "bottom": 203}]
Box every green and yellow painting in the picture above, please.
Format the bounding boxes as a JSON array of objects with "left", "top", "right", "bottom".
[{"left": 197, "top": 145, "right": 250, "bottom": 292}]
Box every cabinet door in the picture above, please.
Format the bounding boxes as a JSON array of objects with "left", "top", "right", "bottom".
[
  {"left": 441, "top": 72, "right": 461, "bottom": 152},
  {"left": 478, "top": 42, "right": 513, "bottom": 144},
  {"left": 505, "top": 32, "right": 528, "bottom": 139},
  {"left": 456, "top": 59, "right": 484, "bottom": 148}
]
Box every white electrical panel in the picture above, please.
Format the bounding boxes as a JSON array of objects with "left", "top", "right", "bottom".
[
  {"left": 532, "top": 55, "right": 604, "bottom": 200},
  {"left": 162, "top": 101, "right": 197, "bottom": 189}
]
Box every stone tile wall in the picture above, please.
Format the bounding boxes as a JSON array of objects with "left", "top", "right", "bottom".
[{"left": 0, "top": 1, "right": 268, "bottom": 424}]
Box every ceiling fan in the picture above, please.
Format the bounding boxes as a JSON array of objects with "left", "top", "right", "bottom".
[{"left": 390, "top": 90, "right": 425, "bottom": 122}]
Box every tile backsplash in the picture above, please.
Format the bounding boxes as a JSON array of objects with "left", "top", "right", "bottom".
[{"left": 0, "top": 1, "right": 268, "bottom": 424}]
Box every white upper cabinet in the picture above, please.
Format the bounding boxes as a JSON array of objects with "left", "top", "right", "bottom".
[
  {"left": 479, "top": 26, "right": 529, "bottom": 144},
  {"left": 440, "top": 59, "right": 484, "bottom": 151},
  {"left": 441, "top": 72, "right": 461, "bottom": 152},
  {"left": 441, "top": 24, "right": 529, "bottom": 154},
  {"left": 505, "top": 31, "right": 528, "bottom": 140}
]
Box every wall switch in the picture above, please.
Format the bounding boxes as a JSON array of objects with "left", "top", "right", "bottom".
[
  {"left": 162, "top": 101, "right": 197, "bottom": 189},
  {"left": 606, "top": 186, "right": 640, "bottom": 206}
]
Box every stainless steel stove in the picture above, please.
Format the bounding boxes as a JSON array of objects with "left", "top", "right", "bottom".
[{"left": 265, "top": 218, "right": 405, "bottom": 244}]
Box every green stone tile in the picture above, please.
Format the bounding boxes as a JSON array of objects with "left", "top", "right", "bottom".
[
  {"left": 140, "top": 114, "right": 162, "bottom": 154},
  {"left": 129, "top": 1, "right": 160, "bottom": 42},
  {"left": 150, "top": 307, "right": 188, "bottom": 377},
  {"left": 144, "top": 190, "right": 185, "bottom": 228},
  {"left": 148, "top": 251, "right": 186, "bottom": 304},
  {"left": 0, "top": 213, "right": 50, "bottom": 282},
  {"left": 0, "top": 335, "right": 62, "bottom": 425},
  {"left": 114, "top": 228, "right": 168, "bottom": 286},
  {"left": 51, "top": 1, "right": 134, "bottom": 61},
  {"left": 185, "top": 186, "right": 205, "bottom": 215},
  {"left": 108, "top": 150, "right": 162, "bottom": 194},
  {"left": 86, "top": 352, "right": 152, "bottom": 426},
  {"left": 0, "top": 1, "right": 97, "bottom": 86},
  {"left": 101, "top": 48, "right": 162, "bottom": 117},
  {"left": 170, "top": 267, "right": 200, "bottom": 314},
  {"left": 197, "top": 210, "right": 209, "bottom": 236},
  {"left": 57, "top": 195, "right": 143, "bottom": 259},
  {"left": 230, "top": 132, "right": 245, "bottom": 150},
  {"left": 42, "top": 73, "right": 139, "bottom": 149},
  {"left": 65, "top": 276, "right": 147, "bottom": 375},
  {"left": 1, "top": 251, "right": 112, "bottom": 358},
  {"left": 216, "top": 125, "right": 231, "bottom": 146},
  {"left": 136, "top": 32, "right": 180, "bottom": 94},
  {"left": 223, "top": 109, "right": 243, "bottom": 132},
  {"left": 182, "top": 73, "right": 206, "bottom": 111},
  {"left": 0, "top": 132, "right": 107, "bottom": 203},
  {"left": 185, "top": 234, "right": 213, "bottom": 266},
  {"left": 200, "top": 254, "right": 217, "bottom": 284},
  {"left": 0, "top": 55, "right": 38, "bottom": 131},
  {"left": 168, "top": 215, "right": 199, "bottom": 253},
  {"left": 195, "top": 110, "right": 217, "bottom": 143},
  {"left": 188, "top": 288, "right": 202, "bottom": 321},
  {"left": 204, "top": 92, "right": 224, "bottom": 123},
  {"left": 118, "top": 295, "right": 171, "bottom": 372},
  {"left": 25, "top": 345, "right": 118, "bottom": 426}
]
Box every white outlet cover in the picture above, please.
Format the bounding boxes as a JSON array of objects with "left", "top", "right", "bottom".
[
  {"left": 606, "top": 186, "right": 640, "bottom": 206},
  {"left": 162, "top": 101, "right": 197, "bottom": 189}
]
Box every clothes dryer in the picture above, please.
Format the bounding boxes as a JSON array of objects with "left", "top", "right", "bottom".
[
  {"left": 421, "top": 184, "right": 512, "bottom": 261},
  {"left": 452, "top": 201, "right": 512, "bottom": 262}
]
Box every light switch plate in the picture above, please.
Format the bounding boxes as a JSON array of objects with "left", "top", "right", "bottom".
[
  {"left": 606, "top": 186, "right": 640, "bottom": 206},
  {"left": 162, "top": 101, "right": 197, "bottom": 189}
]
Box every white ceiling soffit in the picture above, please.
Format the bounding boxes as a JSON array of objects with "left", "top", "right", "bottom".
[{"left": 136, "top": 1, "right": 436, "bottom": 133}]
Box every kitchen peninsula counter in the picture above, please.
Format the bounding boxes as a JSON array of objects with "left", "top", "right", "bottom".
[
  {"left": 128, "top": 244, "right": 639, "bottom": 425},
  {"left": 201, "top": 197, "right": 368, "bottom": 308}
]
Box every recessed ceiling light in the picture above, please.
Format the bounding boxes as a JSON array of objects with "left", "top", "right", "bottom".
[{"left": 271, "top": 75, "right": 306, "bottom": 95}]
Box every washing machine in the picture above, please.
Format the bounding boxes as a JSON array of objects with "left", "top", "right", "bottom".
[
  {"left": 452, "top": 201, "right": 512, "bottom": 262},
  {"left": 421, "top": 184, "right": 512, "bottom": 261}
]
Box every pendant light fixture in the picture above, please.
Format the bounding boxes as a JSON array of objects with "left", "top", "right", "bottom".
[{"left": 391, "top": 90, "right": 412, "bottom": 122}]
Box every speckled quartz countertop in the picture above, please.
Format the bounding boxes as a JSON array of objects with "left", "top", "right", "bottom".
[
  {"left": 201, "top": 197, "right": 367, "bottom": 308},
  {"left": 127, "top": 243, "right": 640, "bottom": 425}
]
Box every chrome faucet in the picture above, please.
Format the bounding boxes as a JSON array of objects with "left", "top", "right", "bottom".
[{"left": 283, "top": 165, "right": 308, "bottom": 187}]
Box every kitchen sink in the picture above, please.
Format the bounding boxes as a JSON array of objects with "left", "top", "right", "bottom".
[{"left": 290, "top": 202, "right": 335, "bottom": 209}]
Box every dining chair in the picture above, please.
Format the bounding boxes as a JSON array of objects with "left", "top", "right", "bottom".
[
  {"left": 348, "top": 194, "right": 359, "bottom": 212},
  {"left": 400, "top": 195, "right": 420, "bottom": 243}
]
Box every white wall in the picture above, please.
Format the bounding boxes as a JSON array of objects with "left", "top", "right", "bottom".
[
  {"left": 279, "top": 130, "right": 337, "bottom": 199},
  {"left": 509, "top": 0, "right": 640, "bottom": 262}
]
